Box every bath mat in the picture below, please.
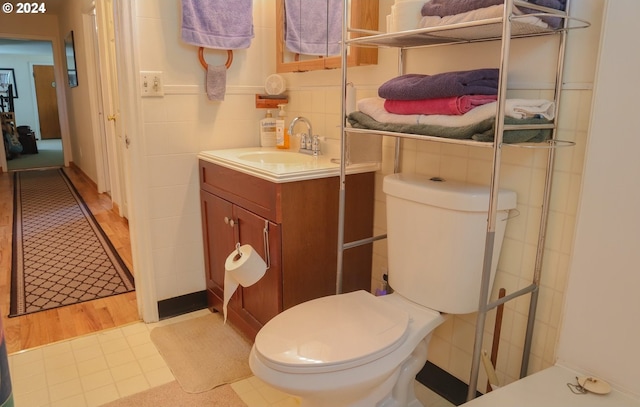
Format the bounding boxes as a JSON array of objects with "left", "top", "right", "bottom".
[
  {"left": 150, "top": 313, "right": 253, "bottom": 393},
  {"left": 10, "top": 169, "right": 135, "bottom": 317},
  {"left": 98, "top": 381, "right": 247, "bottom": 407}
]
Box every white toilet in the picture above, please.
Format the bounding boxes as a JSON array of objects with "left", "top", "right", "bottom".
[{"left": 249, "top": 173, "right": 517, "bottom": 407}]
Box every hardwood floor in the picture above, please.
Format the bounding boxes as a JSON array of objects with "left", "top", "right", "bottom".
[{"left": 0, "top": 166, "right": 140, "bottom": 354}]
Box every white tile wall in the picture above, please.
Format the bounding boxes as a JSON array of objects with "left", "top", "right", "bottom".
[{"left": 134, "top": 2, "right": 276, "bottom": 301}]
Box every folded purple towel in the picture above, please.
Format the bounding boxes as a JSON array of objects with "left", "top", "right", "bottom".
[
  {"left": 421, "top": 0, "right": 566, "bottom": 28},
  {"left": 421, "top": 0, "right": 503, "bottom": 17},
  {"left": 378, "top": 69, "right": 499, "bottom": 101},
  {"left": 422, "top": 0, "right": 565, "bottom": 17},
  {"left": 519, "top": 0, "right": 567, "bottom": 28},
  {"left": 522, "top": 0, "right": 566, "bottom": 11}
]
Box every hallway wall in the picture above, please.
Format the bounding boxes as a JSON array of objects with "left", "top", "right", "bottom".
[{"left": 54, "top": 0, "right": 99, "bottom": 182}]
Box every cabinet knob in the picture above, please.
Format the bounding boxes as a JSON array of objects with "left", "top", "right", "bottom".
[{"left": 224, "top": 216, "right": 235, "bottom": 227}]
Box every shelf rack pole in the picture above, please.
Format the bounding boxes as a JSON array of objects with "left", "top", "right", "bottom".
[
  {"left": 336, "top": 0, "right": 350, "bottom": 295},
  {"left": 467, "top": 0, "right": 514, "bottom": 401},
  {"left": 393, "top": 49, "right": 407, "bottom": 173},
  {"left": 520, "top": 0, "right": 571, "bottom": 378}
]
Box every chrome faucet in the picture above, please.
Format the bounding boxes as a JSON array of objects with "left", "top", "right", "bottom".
[{"left": 289, "top": 116, "right": 320, "bottom": 156}]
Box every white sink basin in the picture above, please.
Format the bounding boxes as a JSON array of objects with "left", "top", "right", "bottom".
[
  {"left": 198, "top": 147, "right": 379, "bottom": 183},
  {"left": 237, "top": 151, "right": 317, "bottom": 164}
]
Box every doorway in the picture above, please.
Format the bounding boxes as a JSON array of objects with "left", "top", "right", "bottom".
[
  {"left": 0, "top": 39, "right": 64, "bottom": 171},
  {"left": 89, "top": 1, "right": 129, "bottom": 218}
]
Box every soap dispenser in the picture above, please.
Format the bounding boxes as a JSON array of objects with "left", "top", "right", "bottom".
[
  {"left": 276, "top": 104, "right": 290, "bottom": 149},
  {"left": 259, "top": 110, "right": 277, "bottom": 147}
]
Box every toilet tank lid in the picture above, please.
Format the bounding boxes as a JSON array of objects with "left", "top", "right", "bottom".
[{"left": 383, "top": 173, "right": 517, "bottom": 212}]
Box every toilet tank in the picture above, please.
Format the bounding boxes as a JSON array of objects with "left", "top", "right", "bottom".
[{"left": 383, "top": 174, "right": 517, "bottom": 314}]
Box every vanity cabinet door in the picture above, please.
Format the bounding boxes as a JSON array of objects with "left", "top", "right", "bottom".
[
  {"left": 200, "top": 188, "right": 282, "bottom": 340},
  {"left": 200, "top": 191, "right": 235, "bottom": 311},
  {"left": 232, "top": 205, "right": 282, "bottom": 332}
]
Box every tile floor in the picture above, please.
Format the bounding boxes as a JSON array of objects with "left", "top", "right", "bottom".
[{"left": 8, "top": 309, "right": 454, "bottom": 407}]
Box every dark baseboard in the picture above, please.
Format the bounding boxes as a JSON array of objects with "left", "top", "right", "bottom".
[
  {"left": 157, "top": 291, "right": 208, "bottom": 320},
  {"left": 416, "top": 361, "right": 483, "bottom": 406}
]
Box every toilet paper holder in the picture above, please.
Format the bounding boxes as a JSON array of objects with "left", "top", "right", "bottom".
[
  {"left": 233, "top": 220, "right": 271, "bottom": 270},
  {"left": 263, "top": 221, "right": 271, "bottom": 269}
]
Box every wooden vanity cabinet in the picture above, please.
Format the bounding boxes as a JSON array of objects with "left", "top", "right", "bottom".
[{"left": 199, "top": 160, "right": 374, "bottom": 340}]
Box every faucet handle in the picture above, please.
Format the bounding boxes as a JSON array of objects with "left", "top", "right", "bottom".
[{"left": 312, "top": 135, "right": 321, "bottom": 155}]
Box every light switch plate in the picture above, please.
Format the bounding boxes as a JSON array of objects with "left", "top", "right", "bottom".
[{"left": 140, "top": 71, "right": 164, "bottom": 97}]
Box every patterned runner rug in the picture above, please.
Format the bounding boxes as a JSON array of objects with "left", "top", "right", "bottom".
[{"left": 10, "top": 169, "right": 135, "bottom": 317}]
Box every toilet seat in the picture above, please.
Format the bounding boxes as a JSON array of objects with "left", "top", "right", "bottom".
[{"left": 254, "top": 290, "right": 410, "bottom": 374}]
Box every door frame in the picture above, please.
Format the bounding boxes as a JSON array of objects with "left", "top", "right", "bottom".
[
  {"left": 95, "top": 2, "right": 128, "bottom": 218},
  {"left": 111, "top": 0, "right": 159, "bottom": 322},
  {"left": 76, "top": 0, "right": 155, "bottom": 322},
  {"left": 82, "top": 11, "right": 111, "bottom": 195},
  {"left": 0, "top": 33, "right": 71, "bottom": 172}
]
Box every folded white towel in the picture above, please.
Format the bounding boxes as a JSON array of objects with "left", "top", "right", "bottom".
[
  {"left": 508, "top": 99, "right": 555, "bottom": 119},
  {"left": 357, "top": 97, "right": 555, "bottom": 127},
  {"left": 391, "top": 0, "right": 426, "bottom": 32},
  {"left": 419, "top": 4, "right": 549, "bottom": 30}
]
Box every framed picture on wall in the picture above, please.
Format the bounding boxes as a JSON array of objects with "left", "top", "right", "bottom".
[
  {"left": 64, "top": 31, "right": 78, "bottom": 88},
  {"left": 67, "top": 70, "right": 78, "bottom": 87},
  {"left": 0, "top": 68, "right": 18, "bottom": 98}
]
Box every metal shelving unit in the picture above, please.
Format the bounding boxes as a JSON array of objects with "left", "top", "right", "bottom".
[{"left": 335, "top": 0, "right": 589, "bottom": 401}]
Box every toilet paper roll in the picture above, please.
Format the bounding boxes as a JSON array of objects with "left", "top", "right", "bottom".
[{"left": 223, "top": 244, "right": 267, "bottom": 323}]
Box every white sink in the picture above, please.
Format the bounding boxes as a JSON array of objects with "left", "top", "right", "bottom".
[
  {"left": 237, "top": 150, "right": 317, "bottom": 164},
  {"left": 198, "top": 147, "right": 379, "bottom": 183}
]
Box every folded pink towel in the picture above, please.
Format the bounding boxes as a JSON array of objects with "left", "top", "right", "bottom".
[{"left": 384, "top": 95, "right": 497, "bottom": 115}]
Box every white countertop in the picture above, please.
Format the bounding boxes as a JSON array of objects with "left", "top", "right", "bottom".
[
  {"left": 198, "top": 147, "right": 379, "bottom": 183},
  {"left": 461, "top": 365, "right": 640, "bottom": 407}
]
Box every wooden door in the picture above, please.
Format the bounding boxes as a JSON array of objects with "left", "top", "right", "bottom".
[{"left": 33, "top": 65, "right": 62, "bottom": 139}]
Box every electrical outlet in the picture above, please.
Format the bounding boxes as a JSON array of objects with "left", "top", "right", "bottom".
[{"left": 140, "top": 71, "right": 164, "bottom": 97}]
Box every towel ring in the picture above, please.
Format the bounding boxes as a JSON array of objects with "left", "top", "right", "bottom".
[{"left": 198, "top": 47, "right": 233, "bottom": 70}]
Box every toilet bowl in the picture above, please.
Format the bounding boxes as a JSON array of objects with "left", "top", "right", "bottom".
[
  {"left": 249, "top": 174, "right": 517, "bottom": 407},
  {"left": 249, "top": 290, "right": 445, "bottom": 407}
]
